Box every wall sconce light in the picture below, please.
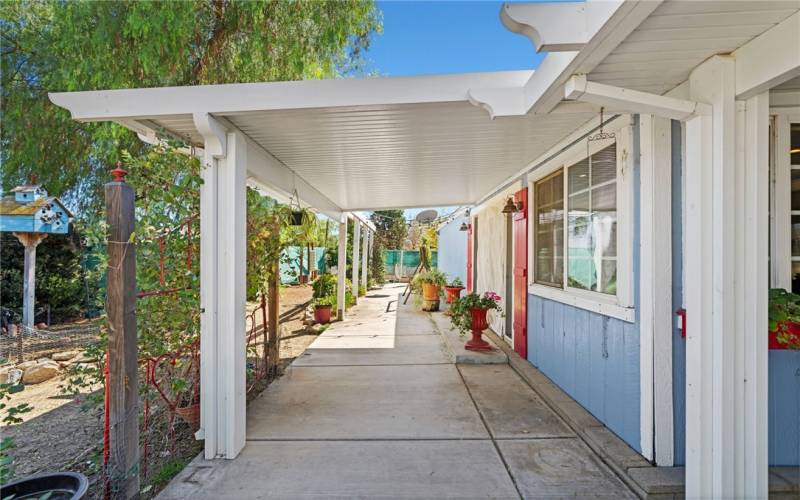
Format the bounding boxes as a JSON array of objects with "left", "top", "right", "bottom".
[
  {"left": 459, "top": 222, "right": 469, "bottom": 231},
  {"left": 502, "top": 197, "right": 522, "bottom": 214}
]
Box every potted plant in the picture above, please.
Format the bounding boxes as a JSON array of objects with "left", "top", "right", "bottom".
[
  {"left": 444, "top": 277, "right": 465, "bottom": 304},
  {"left": 768, "top": 288, "right": 800, "bottom": 349},
  {"left": 450, "top": 291, "right": 503, "bottom": 351},
  {"left": 411, "top": 269, "right": 447, "bottom": 311},
  {"left": 313, "top": 295, "right": 336, "bottom": 324}
]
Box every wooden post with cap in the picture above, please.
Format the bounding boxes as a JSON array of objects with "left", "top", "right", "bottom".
[{"left": 105, "top": 162, "right": 139, "bottom": 498}]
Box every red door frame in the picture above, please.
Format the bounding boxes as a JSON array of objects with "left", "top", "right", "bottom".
[
  {"left": 512, "top": 188, "right": 528, "bottom": 359},
  {"left": 466, "top": 220, "right": 473, "bottom": 293}
]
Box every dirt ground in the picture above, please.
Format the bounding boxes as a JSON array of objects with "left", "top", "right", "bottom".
[{"left": 2, "top": 284, "right": 315, "bottom": 491}]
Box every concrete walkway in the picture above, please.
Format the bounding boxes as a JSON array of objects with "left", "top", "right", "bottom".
[{"left": 159, "top": 284, "right": 635, "bottom": 499}]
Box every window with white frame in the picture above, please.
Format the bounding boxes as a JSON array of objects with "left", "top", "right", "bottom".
[
  {"left": 533, "top": 142, "right": 622, "bottom": 297},
  {"left": 789, "top": 123, "right": 800, "bottom": 292}
]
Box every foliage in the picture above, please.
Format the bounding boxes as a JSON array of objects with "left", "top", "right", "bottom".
[
  {"left": 312, "top": 274, "right": 337, "bottom": 299},
  {"left": 247, "top": 188, "right": 293, "bottom": 300},
  {"left": 411, "top": 269, "right": 447, "bottom": 288},
  {"left": 769, "top": 288, "right": 800, "bottom": 349},
  {"left": 0, "top": 381, "right": 32, "bottom": 483},
  {"left": 448, "top": 277, "right": 464, "bottom": 288},
  {"left": 370, "top": 238, "right": 386, "bottom": 285},
  {"left": 449, "top": 292, "right": 503, "bottom": 336},
  {"left": 1, "top": 0, "right": 382, "bottom": 213},
  {"left": 313, "top": 295, "right": 337, "bottom": 308},
  {"left": 358, "top": 284, "right": 366, "bottom": 297},
  {"left": 419, "top": 237, "right": 432, "bottom": 270},
  {"left": 370, "top": 210, "right": 407, "bottom": 250}
]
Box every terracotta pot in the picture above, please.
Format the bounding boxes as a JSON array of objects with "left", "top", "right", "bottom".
[
  {"left": 314, "top": 304, "right": 332, "bottom": 324},
  {"left": 175, "top": 403, "right": 200, "bottom": 429},
  {"left": 421, "top": 283, "right": 440, "bottom": 301},
  {"left": 444, "top": 286, "right": 464, "bottom": 304},
  {"left": 299, "top": 275, "right": 309, "bottom": 284},
  {"left": 465, "top": 307, "right": 491, "bottom": 351},
  {"left": 769, "top": 321, "right": 800, "bottom": 350}
]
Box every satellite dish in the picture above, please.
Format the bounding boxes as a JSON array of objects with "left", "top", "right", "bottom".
[{"left": 415, "top": 209, "right": 438, "bottom": 224}]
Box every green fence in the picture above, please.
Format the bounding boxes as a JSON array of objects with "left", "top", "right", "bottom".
[{"left": 383, "top": 250, "right": 438, "bottom": 270}]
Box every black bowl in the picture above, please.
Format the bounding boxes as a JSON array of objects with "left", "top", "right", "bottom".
[{"left": 1, "top": 472, "right": 89, "bottom": 500}]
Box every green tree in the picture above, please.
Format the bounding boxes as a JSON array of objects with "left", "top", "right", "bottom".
[
  {"left": 370, "top": 210, "right": 406, "bottom": 250},
  {"left": 1, "top": 0, "right": 381, "bottom": 212}
]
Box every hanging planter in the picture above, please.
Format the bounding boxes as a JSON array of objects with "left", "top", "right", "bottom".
[{"left": 288, "top": 188, "right": 304, "bottom": 226}]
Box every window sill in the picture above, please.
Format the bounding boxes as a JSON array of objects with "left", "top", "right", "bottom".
[{"left": 527, "top": 283, "right": 636, "bottom": 323}]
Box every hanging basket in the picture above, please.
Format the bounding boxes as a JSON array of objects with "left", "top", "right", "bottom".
[{"left": 289, "top": 210, "right": 304, "bottom": 226}]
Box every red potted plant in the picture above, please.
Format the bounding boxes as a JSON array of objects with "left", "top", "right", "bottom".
[
  {"left": 444, "top": 277, "right": 465, "bottom": 304},
  {"left": 450, "top": 291, "right": 503, "bottom": 351},
  {"left": 768, "top": 288, "right": 800, "bottom": 349},
  {"left": 313, "top": 295, "right": 335, "bottom": 324}
]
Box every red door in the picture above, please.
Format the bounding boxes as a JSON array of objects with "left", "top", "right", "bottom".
[
  {"left": 513, "top": 189, "right": 528, "bottom": 359},
  {"left": 466, "top": 221, "right": 473, "bottom": 293}
]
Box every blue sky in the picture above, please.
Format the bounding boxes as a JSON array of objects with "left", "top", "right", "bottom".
[
  {"left": 365, "top": 1, "right": 542, "bottom": 218},
  {"left": 367, "top": 1, "right": 544, "bottom": 76}
]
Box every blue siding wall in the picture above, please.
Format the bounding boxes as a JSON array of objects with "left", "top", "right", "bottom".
[
  {"left": 527, "top": 297, "right": 641, "bottom": 450},
  {"left": 525, "top": 116, "right": 641, "bottom": 452},
  {"left": 437, "top": 215, "right": 468, "bottom": 284},
  {"left": 671, "top": 120, "right": 687, "bottom": 465}
]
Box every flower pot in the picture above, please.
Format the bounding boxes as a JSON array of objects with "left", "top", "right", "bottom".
[
  {"left": 465, "top": 307, "right": 492, "bottom": 351},
  {"left": 421, "top": 283, "right": 440, "bottom": 301},
  {"left": 175, "top": 403, "right": 200, "bottom": 429},
  {"left": 769, "top": 320, "right": 800, "bottom": 349},
  {"left": 314, "top": 304, "right": 332, "bottom": 324},
  {"left": 299, "top": 275, "right": 309, "bottom": 284},
  {"left": 1, "top": 472, "right": 89, "bottom": 499},
  {"left": 444, "top": 286, "right": 464, "bottom": 304},
  {"left": 289, "top": 210, "right": 304, "bottom": 226}
]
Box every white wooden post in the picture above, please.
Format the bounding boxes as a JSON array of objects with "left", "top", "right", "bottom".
[
  {"left": 215, "top": 130, "right": 247, "bottom": 459},
  {"left": 13, "top": 233, "right": 46, "bottom": 328},
  {"left": 735, "top": 91, "right": 769, "bottom": 497},
  {"left": 352, "top": 221, "right": 361, "bottom": 303},
  {"left": 196, "top": 113, "right": 247, "bottom": 460},
  {"left": 361, "top": 230, "right": 369, "bottom": 291},
  {"left": 337, "top": 215, "right": 348, "bottom": 319},
  {"left": 639, "top": 114, "right": 673, "bottom": 465},
  {"left": 685, "top": 55, "right": 767, "bottom": 498}
]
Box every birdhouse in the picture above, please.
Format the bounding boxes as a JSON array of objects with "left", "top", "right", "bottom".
[
  {"left": 0, "top": 178, "right": 72, "bottom": 328},
  {"left": 0, "top": 182, "right": 71, "bottom": 234}
]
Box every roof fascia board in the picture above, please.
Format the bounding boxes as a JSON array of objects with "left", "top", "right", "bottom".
[
  {"left": 734, "top": 10, "right": 800, "bottom": 100},
  {"left": 47, "top": 71, "right": 533, "bottom": 122}
]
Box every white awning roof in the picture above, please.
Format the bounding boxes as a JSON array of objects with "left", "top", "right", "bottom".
[{"left": 49, "top": 0, "right": 800, "bottom": 213}]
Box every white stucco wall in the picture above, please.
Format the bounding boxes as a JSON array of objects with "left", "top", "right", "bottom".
[
  {"left": 474, "top": 195, "right": 509, "bottom": 336},
  {"left": 437, "top": 215, "right": 467, "bottom": 285}
]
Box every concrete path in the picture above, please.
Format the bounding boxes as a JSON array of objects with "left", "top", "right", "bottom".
[{"left": 159, "top": 284, "right": 635, "bottom": 499}]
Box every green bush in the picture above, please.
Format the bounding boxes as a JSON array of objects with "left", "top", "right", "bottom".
[{"left": 312, "top": 273, "right": 337, "bottom": 299}]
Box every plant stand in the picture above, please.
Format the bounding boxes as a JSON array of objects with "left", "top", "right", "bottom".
[
  {"left": 422, "top": 299, "right": 440, "bottom": 312},
  {"left": 465, "top": 307, "right": 492, "bottom": 351}
]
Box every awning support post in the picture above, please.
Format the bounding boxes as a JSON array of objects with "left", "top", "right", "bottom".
[
  {"left": 352, "top": 221, "right": 361, "bottom": 304},
  {"left": 337, "top": 215, "right": 348, "bottom": 320},
  {"left": 361, "top": 230, "right": 369, "bottom": 291}
]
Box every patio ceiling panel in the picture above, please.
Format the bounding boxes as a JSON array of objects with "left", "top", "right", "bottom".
[
  {"left": 225, "top": 103, "right": 594, "bottom": 210},
  {"left": 588, "top": 0, "right": 800, "bottom": 94}
]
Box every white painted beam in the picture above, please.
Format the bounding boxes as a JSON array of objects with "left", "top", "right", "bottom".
[
  {"left": 734, "top": 11, "right": 800, "bottom": 100},
  {"left": 565, "top": 75, "right": 707, "bottom": 121},
  {"left": 352, "top": 222, "right": 361, "bottom": 305},
  {"left": 337, "top": 215, "right": 348, "bottom": 320},
  {"left": 639, "top": 114, "right": 673, "bottom": 465},
  {"left": 47, "top": 71, "right": 533, "bottom": 122},
  {"left": 500, "top": 2, "right": 591, "bottom": 53}
]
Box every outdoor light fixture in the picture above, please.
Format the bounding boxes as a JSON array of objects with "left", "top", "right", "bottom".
[
  {"left": 459, "top": 222, "right": 468, "bottom": 231},
  {"left": 502, "top": 197, "right": 519, "bottom": 214}
]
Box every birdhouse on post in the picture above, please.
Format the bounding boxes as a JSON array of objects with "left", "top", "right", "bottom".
[{"left": 0, "top": 176, "right": 72, "bottom": 327}]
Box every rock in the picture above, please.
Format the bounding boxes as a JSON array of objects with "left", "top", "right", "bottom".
[
  {"left": 16, "top": 360, "right": 36, "bottom": 371},
  {"left": 52, "top": 351, "right": 79, "bottom": 362},
  {"left": 70, "top": 352, "right": 97, "bottom": 364},
  {"left": 72, "top": 362, "right": 95, "bottom": 371},
  {"left": 35, "top": 322, "right": 48, "bottom": 330},
  {"left": 0, "top": 367, "right": 23, "bottom": 385},
  {"left": 58, "top": 361, "right": 72, "bottom": 369},
  {"left": 307, "top": 323, "right": 323, "bottom": 334},
  {"left": 36, "top": 357, "right": 53, "bottom": 364},
  {"left": 22, "top": 361, "right": 60, "bottom": 384}
]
